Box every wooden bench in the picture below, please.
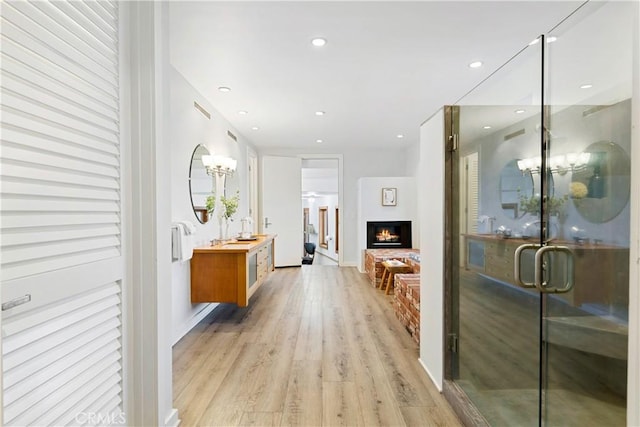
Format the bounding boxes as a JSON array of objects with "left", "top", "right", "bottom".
[{"left": 379, "top": 259, "right": 412, "bottom": 295}]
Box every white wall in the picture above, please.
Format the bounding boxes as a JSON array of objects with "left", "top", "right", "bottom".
[
  {"left": 260, "top": 148, "right": 410, "bottom": 266},
  {"left": 417, "top": 109, "right": 445, "bottom": 389},
  {"left": 405, "top": 137, "right": 422, "bottom": 178},
  {"left": 169, "top": 67, "right": 254, "bottom": 344},
  {"left": 356, "top": 177, "right": 417, "bottom": 271}
]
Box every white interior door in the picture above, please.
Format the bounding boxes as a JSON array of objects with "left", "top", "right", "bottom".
[
  {"left": 261, "top": 156, "right": 302, "bottom": 267},
  {"left": 1, "top": 1, "right": 125, "bottom": 424}
]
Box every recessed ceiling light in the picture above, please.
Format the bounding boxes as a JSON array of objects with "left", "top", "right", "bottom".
[
  {"left": 580, "top": 84, "right": 593, "bottom": 89},
  {"left": 238, "top": 110, "right": 248, "bottom": 115},
  {"left": 546, "top": 36, "right": 558, "bottom": 43},
  {"left": 483, "top": 125, "right": 492, "bottom": 129},
  {"left": 251, "top": 126, "right": 259, "bottom": 131},
  {"left": 468, "top": 61, "right": 483, "bottom": 68},
  {"left": 315, "top": 111, "right": 325, "bottom": 116},
  {"left": 218, "top": 86, "right": 231, "bottom": 92},
  {"left": 311, "top": 37, "right": 327, "bottom": 47},
  {"left": 396, "top": 134, "right": 404, "bottom": 139},
  {"left": 515, "top": 109, "right": 526, "bottom": 114},
  {"left": 316, "top": 139, "right": 323, "bottom": 143}
]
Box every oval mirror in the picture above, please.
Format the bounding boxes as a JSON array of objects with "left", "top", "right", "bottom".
[
  {"left": 189, "top": 144, "right": 212, "bottom": 224},
  {"left": 570, "top": 141, "right": 630, "bottom": 223},
  {"left": 500, "top": 159, "right": 534, "bottom": 219}
]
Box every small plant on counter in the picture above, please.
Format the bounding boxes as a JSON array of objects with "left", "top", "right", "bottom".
[{"left": 221, "top": 190, "right": 240, "bottom": 220}]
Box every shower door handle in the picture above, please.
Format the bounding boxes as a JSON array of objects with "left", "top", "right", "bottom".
[
  {"left": 514, "top": 244, "right": 540, "bottom": 289},
  {"left": 534, "top": 245, "right": 574, "bottom": 294}
]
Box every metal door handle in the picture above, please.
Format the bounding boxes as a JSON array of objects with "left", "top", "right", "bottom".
[
  {"left": 2, "top": 294, "right": 32, "bottom": 311},
  {"left": 514, "top": 244, "right": 540, "bottom": 289},
  {"left": 534, "top": 245, "right": 574, "bottom": 293}
]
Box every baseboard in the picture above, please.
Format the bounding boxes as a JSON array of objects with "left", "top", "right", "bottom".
[
  {"left": 418, "top": 357, "right": 443, "bottom": 392},
  {"left": 172, "top": 303, "right": 217, "bottom": 346},
  {"left": 341, "top": 261, "right": 357, "bottom": 267},
  {"left": 164, "top": 408, "right": 180, "bottom": 427}
]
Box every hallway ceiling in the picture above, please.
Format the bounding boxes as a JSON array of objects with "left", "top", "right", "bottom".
[{"left": 169, "top": 1, "right": 582, "bottom": 151}]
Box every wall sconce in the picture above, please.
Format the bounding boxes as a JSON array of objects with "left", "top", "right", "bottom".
[
  {"left": 202, "top": 154, "right": 237, "bottom": 177},
  {"left": 517, "top": 152, "right": 590, "bottom": 175}
]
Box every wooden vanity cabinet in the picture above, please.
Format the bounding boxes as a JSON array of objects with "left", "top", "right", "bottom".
[
  {"left": 190, "top": 235, "right": 275, "bottom": 307},
  {"left": 463, "top": 234, "right": 629, "bottom": 309}
]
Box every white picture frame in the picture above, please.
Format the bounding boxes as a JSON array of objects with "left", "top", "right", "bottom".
[{"left": 382, "top": 187, "right": 397, "bottom": 206}]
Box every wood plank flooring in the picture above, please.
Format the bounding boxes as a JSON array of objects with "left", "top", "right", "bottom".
[{"left": 173, "top": 266, "right": 461, "bottom": 426}]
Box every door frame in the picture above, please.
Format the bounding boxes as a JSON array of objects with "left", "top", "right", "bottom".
[
  {"left": 441, "top": 107, "right": 488, "bottom": 426},
  {"left": 123, "top": 2, "right": 178, "bottom": 425}
]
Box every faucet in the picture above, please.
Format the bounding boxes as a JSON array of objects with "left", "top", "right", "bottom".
[
  {"left": 478, "top": 215, "right": 496, "bottom": 234},
  {"left": 487, "top": 216, "right": 496, "bottom": 233}
]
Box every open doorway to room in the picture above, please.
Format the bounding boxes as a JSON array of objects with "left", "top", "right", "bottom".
[{"left": 301, "top": 158, "right": 340, "bottom": 266}]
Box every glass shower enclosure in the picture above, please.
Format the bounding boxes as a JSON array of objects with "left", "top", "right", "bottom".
[{"left": 446, "top": 2, "right": 634, "bottom": 425}]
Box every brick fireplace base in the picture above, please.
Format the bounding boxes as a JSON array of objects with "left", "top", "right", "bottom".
[
  {"left": 393, "top": 273, "right": 421, "bottom": 345},
  {"left": 364, "top": 248, "right": 420, "bottom": 288}
]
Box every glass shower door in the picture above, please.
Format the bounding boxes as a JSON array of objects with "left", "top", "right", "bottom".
[
  {"left": 542, "top": 2, "right": 632, "bottom": 425},
  {"left": 453, "top": 37, "right": 545, "bottom": 426},
  {"left": 450, "top": 2, "right": 632, "bottom": 425}
]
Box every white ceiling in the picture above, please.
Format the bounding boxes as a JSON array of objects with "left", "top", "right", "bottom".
[{"left": 169, "top": 1, "right": 584, "bottom": 151}]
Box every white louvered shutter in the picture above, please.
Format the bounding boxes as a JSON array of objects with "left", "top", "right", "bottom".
[
  {"left": 466, "top": 152, "right": 479, "bottom": 234},
  {"left": 1, "top": 1, "right": 124, "bottom": 425}
]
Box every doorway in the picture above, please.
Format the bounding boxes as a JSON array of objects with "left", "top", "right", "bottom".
[
  {"left": 445, "top": 2, "right": 633, "bottom": 425},
  {"left": 301, "top": 157, "right": 341, "bottom": 266}
]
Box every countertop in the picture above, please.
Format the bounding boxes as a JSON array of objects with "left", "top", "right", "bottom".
[
  {"left": 462, "top": 233, "right": 626, "bottom": 250},
  {"left": 193, "top": 234, "right": 276, "bottom": 254}
]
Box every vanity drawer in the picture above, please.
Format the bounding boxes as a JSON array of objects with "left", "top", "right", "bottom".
[{"left": 257, "top": 246, "right": 269, "bottom": 263}]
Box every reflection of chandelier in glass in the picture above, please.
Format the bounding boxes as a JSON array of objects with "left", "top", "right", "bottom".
[
  {"left": 517, "top": 152, "right": 590, "bottom": 175},
  {"left": 202, "top": 155, "right": 237, "bottom": 177}
]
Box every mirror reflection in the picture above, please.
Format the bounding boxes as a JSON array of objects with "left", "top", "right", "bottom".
[
  {"left": 189, "top": 144, "right": 212, "bottom": 224},
  {"left": 500, "top": 159, "right": 533, "bottom": 219},
  {"left": 570, "top": 141, "right": 630, "bottom": 223}
]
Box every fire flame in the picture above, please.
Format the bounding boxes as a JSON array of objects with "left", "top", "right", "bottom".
[{"left": 376, "top": 228, "right": 399, "bottom": 242}]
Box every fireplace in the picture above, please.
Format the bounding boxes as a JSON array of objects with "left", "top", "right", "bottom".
[{"left": 366, "top": 221, "right": 412, "bottom": 249}]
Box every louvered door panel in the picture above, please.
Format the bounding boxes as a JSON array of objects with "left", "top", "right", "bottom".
[
  {"left": 0, "top": 0, "right": 120, "bottom": 283},
  {"left": 3, "top": 282, "right": 122, "bottom": 426},
  {"left": 1, "top": 1, "right": 124, "bottom": 425}
]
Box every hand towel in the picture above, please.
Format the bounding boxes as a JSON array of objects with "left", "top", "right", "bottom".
[{"left": 171, "top": 222, "right": 195, "bottom": 261}]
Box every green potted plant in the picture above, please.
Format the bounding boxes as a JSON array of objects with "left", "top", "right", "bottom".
[
  {"left": 221, "top": 190, "right": 240, "bottom": 220},
  {"left": 220, "top": 190, "right": 240, "bottom": 239}
]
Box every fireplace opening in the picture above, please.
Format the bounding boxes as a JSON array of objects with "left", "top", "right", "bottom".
[{"left": 367, "top": 221, "right": 412, "bottom": 249}]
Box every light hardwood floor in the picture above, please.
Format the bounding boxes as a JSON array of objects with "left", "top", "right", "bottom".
[{"left": 173, "top": 265, "right": 461, "bottom": 426}]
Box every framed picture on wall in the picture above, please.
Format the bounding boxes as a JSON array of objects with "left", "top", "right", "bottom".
[{"left": 382, "top": 187, "right": 397, "bottom": 206}]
